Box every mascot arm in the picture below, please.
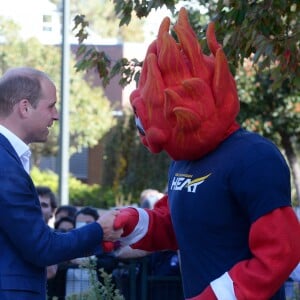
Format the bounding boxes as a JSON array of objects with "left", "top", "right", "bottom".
[
  {"left": 114, "top": 195, "right": 178, "bottom": 251},
  {"left": 187, "top": 207, "right": 300, "bottom": 300}
]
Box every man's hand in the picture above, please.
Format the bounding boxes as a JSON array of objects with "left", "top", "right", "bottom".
[
  {"left": 113, "top": 207, "right": 139, "bottom": 237},
  {"left": 97, "top": 210, "right": 123, "bottom": 241}
]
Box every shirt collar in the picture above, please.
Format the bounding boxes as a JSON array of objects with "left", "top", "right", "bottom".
[{"left": 0, "top": 125, "right": 31, "bottom": 158}]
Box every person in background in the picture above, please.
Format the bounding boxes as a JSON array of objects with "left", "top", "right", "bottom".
[
  {"left": 36, "top": 186, "right": 59, "bottom": 280},
  {"left": 55, "top": 205, "right": 78, "bottom": 224},
  {"left": 55, "top": 216, "right": 76, "bottom": 233},
  {"left": 0, "top": 67, "right": 121, "bottom": 300},
  {"left": 66, "top": 206, "right": 118, "bottom": 298},
  {"left": 114, "top": 188, "right": 183, "bottom": 300},
  {"left": 139, "top": 188, "right": 164, "bottom": 209},
  {"left": 36, "top": 186, "right": 58, "bottom": 225},
  {"left": 47, "top": 217, "right": 76, "bottom": 300},
  {"left": 75, "top": 206, "right": 100, "bottom": 228}
]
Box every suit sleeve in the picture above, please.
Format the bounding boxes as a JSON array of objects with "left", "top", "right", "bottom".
[
  {"left": 230, "top": 207, "right": 300, "bottom": 299},
  {"left": 198, "top": 207, "right": 300, "bottom": 300},
  {"left": 0, "top": 167, "right": 103, "bottom": 267}
]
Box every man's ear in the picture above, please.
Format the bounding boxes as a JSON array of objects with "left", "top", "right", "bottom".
[{"left": 18, "top": 99, "right": 31, "bottom": 116}]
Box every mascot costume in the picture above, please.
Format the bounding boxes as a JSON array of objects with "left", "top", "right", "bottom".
[{"left": 112, "top": 8, "right": 300, "bottom": 299}]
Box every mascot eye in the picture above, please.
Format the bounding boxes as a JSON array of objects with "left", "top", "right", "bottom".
[{"left": 135, "top": 116, "right": 146, "bottom": 136}]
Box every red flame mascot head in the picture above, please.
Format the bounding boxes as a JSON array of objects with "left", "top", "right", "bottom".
[{"left": 130, "top": 8, "right": 240, "bottom": 160}]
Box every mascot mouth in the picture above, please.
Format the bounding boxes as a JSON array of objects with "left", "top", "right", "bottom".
[{"left": 135, "top": 116, "right": 146, "bottom": 136}]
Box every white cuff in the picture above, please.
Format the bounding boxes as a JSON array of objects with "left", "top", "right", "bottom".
[
  {"left": 119, "top": 208, "right": 149, "bottom": 246},
  {"left": 210, "top": 272, "right": 236, "bottom": 300}
]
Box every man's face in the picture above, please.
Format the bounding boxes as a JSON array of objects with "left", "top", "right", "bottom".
[
  {"left": 24, "top": 78, "right": 59, "bottom": 144},
  {"left": 39, "top": 195, "right": 53, "bottom": 224}
]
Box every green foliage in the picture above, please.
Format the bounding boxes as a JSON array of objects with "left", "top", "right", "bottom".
[
  {"left": 31, "top": 167, "right": 117, "bottom": 208},
  {"left": 236, "top": 62, "right": 300, "bottom": 203},
  {"left": 30, "top": 167, "right": 59, "bottom": 193},
  {"left": 67, "top": 177, "right": 102, "bottom": 207},
  {"left": 95, "top": 269, "right": 124, "bottom": 300},
  {"left": 236, "top": 65, "right": 300, "bottom": 143},
  {"left": 113, "top": 0, "right": 177, "bottom": 25},
  {"left": 64, "top": 258, "right": 124, "bottom": 300},
  {"left": 70, "top": 0, "right": 145, "bottom": 42},
  {"left": 73, "top": 16, "right": 142, "bottom": 88},
  {"left": 98, "top": 187, "right": 121, "bottom": 209},
  {"left": 102, "top": 110, "right": 170, "bottom": 202},
  {"left": 74, "top": 0, "right": 300, "bottom": 92},
  {"left": 214, "top": 0, "right": 300, "bottom": 90},
  {"left": 110, "top": 58, "right": 142, "bottom": 88}
]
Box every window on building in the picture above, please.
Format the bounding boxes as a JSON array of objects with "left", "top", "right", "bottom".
[
  {"left": 43, "top": 14, "right": 52, "bottom": 32},
  {"left": 43, "top": 15, "right": 52, "bottom": 23}
]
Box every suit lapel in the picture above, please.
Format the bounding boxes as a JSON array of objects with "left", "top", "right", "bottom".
[{"left": 0, "top": 133, "right": 24, "bottom": 167}]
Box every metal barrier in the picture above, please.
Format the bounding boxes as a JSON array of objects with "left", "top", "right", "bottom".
[{"left": 113, "top": 256, "right": 184, "bottom": 300}]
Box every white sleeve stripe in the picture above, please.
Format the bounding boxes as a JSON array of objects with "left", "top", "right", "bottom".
[
  {"left": 119, "top": 208, "right": 149, "bottom": 246},
  {"left": 210, "top": 272, "right": 237, "bottom": 300}
]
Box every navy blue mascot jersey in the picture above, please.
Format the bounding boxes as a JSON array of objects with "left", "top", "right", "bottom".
[{"left": 168, "top": 129, "right": 291, "bottom": 298}]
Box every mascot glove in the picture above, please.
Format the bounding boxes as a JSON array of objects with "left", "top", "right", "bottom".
[
  {"left": 114, "top": 207, "right": 139, "bottom": 236},
  {"left": 102, "top": 241, "right": 118, "bottom": 253},
  {"left": 114, "top": 207, "right": 149, "bottom": 246}
]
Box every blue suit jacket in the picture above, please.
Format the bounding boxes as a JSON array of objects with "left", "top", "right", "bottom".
[{"left": 0, "top": 134, "right": 103, "bottom": 300}]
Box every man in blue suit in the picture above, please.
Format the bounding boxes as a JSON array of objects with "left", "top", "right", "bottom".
[{"left": 0, "top": 67, "right": 121, "bottom": 300}]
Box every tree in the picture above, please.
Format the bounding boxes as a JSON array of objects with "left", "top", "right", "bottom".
[
  {"left": 236, "top": 61, "right": 300, "bottom": 204},
  {"left": 73, "top": 0, "right": 300, "bottom": 203},
  {"left": 51, "top": 0, "right": 145, "bottom": 42},
  {"left": 102, "top": 109, "right": 170, "bottom": 201},
  {"left": 0, "top": 16, "right": 115, "bottom": 166},
  {"left": 75, "top": 0, "right": 300, "bottom": 88}
]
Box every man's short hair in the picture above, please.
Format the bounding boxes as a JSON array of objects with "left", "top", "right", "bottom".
[{"left": 75, "top": 206, "right": 99, "bottom": 221}]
